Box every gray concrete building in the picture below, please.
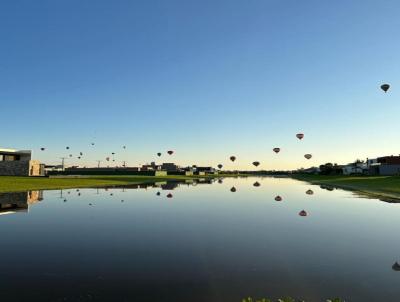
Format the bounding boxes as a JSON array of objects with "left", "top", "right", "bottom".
[{"left": 0, "top": 148, "right": 44, "bottom": 176}]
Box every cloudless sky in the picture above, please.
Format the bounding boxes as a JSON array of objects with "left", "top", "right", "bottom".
[{"left": 1, "top": 0, "right": 400, "bottom": 169}]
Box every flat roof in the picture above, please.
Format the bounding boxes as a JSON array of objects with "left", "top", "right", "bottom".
[{"left": 0, "top": 148, "right": 31, "bottom": 154}]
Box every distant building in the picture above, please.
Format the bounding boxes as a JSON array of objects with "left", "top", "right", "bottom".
[
  {"left": 161, "top": 163, "right": 180, "bottom": 172},
  {"left": 374, "top": 156, "right": 400, "bottom": 175},
  {"left": 0, "top": 148, "right": 44, "bottom": 176},
  {"left": 342, "top": 162, "right": 368, "bottom": 175}
]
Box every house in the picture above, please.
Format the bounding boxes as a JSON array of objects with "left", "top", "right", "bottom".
[
  {"left": 0, "top": 148, "right": 44, "bottom": 176},
  {"left": 342, "top": 162, "right": 368, "bottom": 175},
  {"left": 374, "top": 156, "right": 400, "bottom": 176},
  {"left": 161, "top": 163, "right": 180, "bottom": 172}
]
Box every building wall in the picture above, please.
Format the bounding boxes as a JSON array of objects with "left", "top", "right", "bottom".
[
  {"left": 379, "top": 165, "right": 400, "bottom": 176},
  {"left": 0, "top": 160, "right": 44, "bottom": 176}
]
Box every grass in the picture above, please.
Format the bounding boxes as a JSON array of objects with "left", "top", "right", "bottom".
[
  {"left": 293, "top": 174, "right": 400, "bottom": 201},
  {"left": 0, "top": 174, "right": 230, "bottom": 193}
]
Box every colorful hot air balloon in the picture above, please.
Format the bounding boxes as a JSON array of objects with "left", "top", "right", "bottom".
[
  {"left": 230, "top": 156, "right": 236, "bottom": 162},
  {"left": 296, "top": 133, "right": 304, "bottom": 140},
  {"left": 252, "top": 161, "right": 260, "bottom": 167},
  {"left": 167, "top": 150, "right": 174, "bottom": 155},
  {"left": 253, "top": 181, "right": 261, "bottom": 187},
  {"left": 304, "top": 154, "right": 312, "bottom": 160},
  {"left": 230, "top": 187, "right": 237, "bottom": 192},
  {"left": 167, "top": 193, "right": 173, "bottom": 198},
  {"left": 273, "top": 148, "right": 281, "bottom": 153},
  {"left": 381, "top": 84, "right": 390, "bottom": 93},
  {"left": 306, "top": 189, "right": 314, "bottom": 195},
  {"left": 217, "top": 164, "right": 223, "bottom": 169},
  {"left": 275, "top": 195, "right": 282, "bottom": 202},
  {"left": 157, "top": 152, "right": 162, "bottom": 157},
  {"left": 299, "top": 210, "right": 308, "bottom": 217}
]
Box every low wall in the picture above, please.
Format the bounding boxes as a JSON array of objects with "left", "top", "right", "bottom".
[{"left": 0, "top": 161, "right": 30, "bottom": 176}]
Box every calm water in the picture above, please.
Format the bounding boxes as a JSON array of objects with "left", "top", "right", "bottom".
[{"left": 1, "top": 177, "right": 399, "bottom": 302}]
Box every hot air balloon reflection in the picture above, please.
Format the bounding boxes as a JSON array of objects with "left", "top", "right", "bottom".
[
  {"left": 299, "top": 210, "right": 308, "bottom": 217},
  {"left": 230, "top": 156, "right": 236, "bottom": 162},
  {"left": 218, "top": 179, "right": 223, "bottom": 184},
  {"left": 252, "top": 161, "right": 260, "bottom": 167},
  {"left": 296, "top": 133, "right": 304, "bottom": 140},
  {"left": 392, "top": 262, "right": 400, "bottom": 271},
  {"left": 304, "top": 154, "right": 312, "bottom": 160},
  {"left": 275, "top": 195, "right": 282, "bottom": 202},
  {"left": 167, "top": 193, "right": 173, "bottom": 198},
  {"left": 381, "top": 84, "right": 390, "bottom": 93},
  {"left": 156, "top": 192, "right": 161, "bottom": 196},
  {"left": 167, "top": 150, "right": 174, "bottom": 155},
  {"left": 306, "top": 189, "right": 314, "bottom": 195},
  {"left": 273, "top": 148, "right": 281, "bottom": 154},
  {"left": 253, "top": 181, "right": 261, "bottom": 187},
  {"left": 230, "top": 187, "right": 237, "bottom": 192}
]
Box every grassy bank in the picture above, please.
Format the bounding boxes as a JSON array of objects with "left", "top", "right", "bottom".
[
  {"left": 293, "top": 174, "right": 400, "bottom": 201},
  {"left": 0, "top": 175, "right": 230, "bottom": 193}
]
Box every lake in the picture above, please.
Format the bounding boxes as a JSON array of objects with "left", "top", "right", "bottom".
[{"left": 0, "top": 177, "right": 399, "bottom": 302}]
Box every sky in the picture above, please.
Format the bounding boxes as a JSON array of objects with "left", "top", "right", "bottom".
[{"left": 1, "top": 0, "right": 400, "bottom": 170}]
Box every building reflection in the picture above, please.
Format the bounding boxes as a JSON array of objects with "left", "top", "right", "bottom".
[
  {"left": 117, "top": 179, "right": 214, "bottom": 191},
  {"left": 0, "top": 191, "right": 43, "bottom": 216}
]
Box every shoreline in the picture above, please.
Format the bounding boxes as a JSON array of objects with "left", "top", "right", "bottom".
[
  {"left": 292, "top": 174, "right": 400, "bottom": 203},
  {"left": 0, "top": 174, "right": 237, "bottom": 193}
]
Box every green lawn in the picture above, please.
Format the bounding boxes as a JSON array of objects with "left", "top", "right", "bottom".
[
  {"left": 0, "top": 175, "right": 224, "bottom": 193},
  {"left": 293, "top": 174, "right": 400, "bottom": 201}
]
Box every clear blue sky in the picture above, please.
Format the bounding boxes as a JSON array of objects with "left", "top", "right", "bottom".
[{"left": 1, "top": 0, "right": 399, "bottom": 169}]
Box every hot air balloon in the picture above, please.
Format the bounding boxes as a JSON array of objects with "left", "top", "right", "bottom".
[
  {"left": 273, "top": 148, "right": 281, "bottom": 154},
  {"left": 252, "top": 161, "right": 260, "bottom": 167},
  {"left": 275, "top": 195, "right": 282, "bottom": 202},
  {"left": 299, "top": 210, "right": 308, "bottom": 217},
  {"left": 69, "top": 154, "right": 72, "bottom": 157},
  {"left": 167, "top": 193, "right": 173, "bottom": 198},
  {"left": 392, "top": 262, "right": 400, "bottom": 271},
  {"left": 77, "top": 156, "right": 81, "bottom": 159},
  {"left": 230, "top": 156, "right": 236, "bottom": 162},
  {"left": 306, "top": 189, "right": 314, "bottom": 195},
  {"left": 304, "top": 154, "right": 312, "bottom": 160},
  {"left": 157, "top": 152, "right": 162, "bottom": 157},
  {"left": 381, "top": 84, "right": 390, "bottom": 93},
  {"left": 66, "top": 146, "right": 70, "bottom": 150},
  {"left": 106, "top": 157, "right": 110, "bottom": 161},
  {"left": 253, "top": 181, "right": 261, "bottom": 187},
  {"left": 230, "top": 187, "right": 237, "bottom": 192},
  {"left": 123, "top": 146, "right": 126, "bottom": 149},
  {"left": 112, "top": 152, "right": 115, "bottom": 155},
  {"left": 296, "top": 133, "right": 304, "bottom": 140},
  {"left": 156, "top": 192, "right": 161, "bottom": 196},
  {"left": 80, "top": 152, "right": 83, "bottom": 156},
  {"left": 217, "top": 164, "right": 223, "bottom": 169},
  {"left": 40, "top": 148, "right": 46, "bottom": 151},
  {"left": 91, "top": 143, "right": 95, "bottom": 146},
  {"left": 167, "top": 150, "right": 174, "bottom": 155}
]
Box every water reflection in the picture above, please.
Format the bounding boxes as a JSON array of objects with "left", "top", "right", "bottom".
[
  {"left": 0, "top": 191, "right": 43, "bottom": 215},
  {"left": 0, "top": 177, "right": 400, "bottom": 302}
]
